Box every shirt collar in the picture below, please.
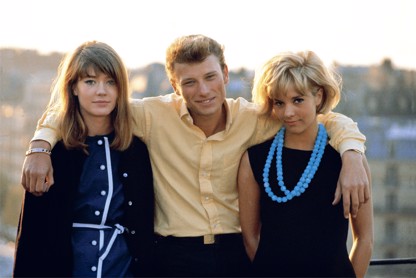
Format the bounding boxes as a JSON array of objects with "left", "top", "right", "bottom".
[{"left": 178, "top": 97, "right": 233, "bottom": 133}]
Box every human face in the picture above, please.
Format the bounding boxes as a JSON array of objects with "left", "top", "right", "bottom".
[
  {"left": 272, "top": 86, "right": 323, "bottom": 138},
  {"left": 172, "top": 55, "right": 229, "bottom": 122},
  {"left": 73, "top": 68, "right": 118, "bottom": 124}
]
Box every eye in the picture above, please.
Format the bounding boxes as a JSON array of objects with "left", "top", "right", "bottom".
[
  {"left": 84, "top": 79, "right": 95, "bottom": 85},
  {"left": 107, "top": 79, "right": 116, "bottom": 86},
  {"left": 206, "top": 73, "right": 216, "bottom": 80},
  {"left": 273, "top": 99, "right": 283, "bottom": 107},
  {"left": 182, "top": 80, "right": 195, "bottom": 87},
  {"left": 294, "top": 97, "right": 304, "bottom": 104}
]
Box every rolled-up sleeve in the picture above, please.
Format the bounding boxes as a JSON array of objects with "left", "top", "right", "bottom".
[
  {"left": 31, "top": 109, "right": 60, "bottom": 148},
  {"left": 318, "top": 112, "right": 366, "bottom": 156}
]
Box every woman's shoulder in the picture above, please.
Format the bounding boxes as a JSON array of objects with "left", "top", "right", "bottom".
[
  {"left": 130, "top": 136, "right": 147, "bottom": 148},
  {"left": 122, "top": 136, "right": 149, "bottom": 157},
  {"left": 248, "top": 138, "right": 274, "bottom": 153},
  {"left": 51, "top": 141, "right": 75, "bottom": 157}
]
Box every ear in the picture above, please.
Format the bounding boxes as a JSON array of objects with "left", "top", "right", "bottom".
[
  {"left": 315, "top": 88, "right": 323, "bottom": 108},
  {"left": 170, "top": 79, "right": 181, "bottom": 96},
  {"left": 223, "top": 64, "right": 229, "bottom": 85}
]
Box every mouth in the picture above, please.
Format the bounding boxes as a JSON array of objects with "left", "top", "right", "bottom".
[
  {"left": 196, "top": 97, "right": 215, "bottom": 104},
  {"left": 93, "top": 101, "right": 111, "bottom": 107},
  {"left": 284, "top": 120, "right": 298, "bottom": 126}
]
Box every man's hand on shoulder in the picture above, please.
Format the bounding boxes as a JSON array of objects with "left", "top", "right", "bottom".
[{"left": 333, "top": 150, "right": 370, "bottom": 219}]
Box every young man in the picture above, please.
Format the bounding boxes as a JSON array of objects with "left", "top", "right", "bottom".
[{"left": 22, "top": 34, "right": 369, "bottom": 276}]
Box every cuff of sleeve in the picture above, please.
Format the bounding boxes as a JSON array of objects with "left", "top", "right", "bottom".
[
  {"left": 339, "top": 141, "right": 366, "bottom": 157},
  {"left": 31, "top": 129, "right": 58, "bottom": 149}
]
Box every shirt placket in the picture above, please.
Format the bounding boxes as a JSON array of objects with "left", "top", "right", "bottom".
[{"left": 199, "top": 139, "right": 223, "bottom": 234}]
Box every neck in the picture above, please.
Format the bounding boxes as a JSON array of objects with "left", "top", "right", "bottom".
[
  {"left": 192, "top": 106, "right": 226, "bottom": 137},
  {"left": 85, "top": 117, "right": 113, "bottom": 136},
  {"left": 283, "top": 123, "right": 319, "bottom": 151}
]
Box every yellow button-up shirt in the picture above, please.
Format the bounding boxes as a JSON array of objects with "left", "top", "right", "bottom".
[{"left": 33, "top": 93, "right": 365, "bottom": 237}]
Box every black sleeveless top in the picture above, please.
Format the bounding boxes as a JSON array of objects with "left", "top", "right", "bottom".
[{"left": 247, "top": 138, "right": 356, "bottom": 277}]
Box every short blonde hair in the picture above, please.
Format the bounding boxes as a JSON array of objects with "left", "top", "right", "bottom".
[{"left": 252, "top": 51, "right": 341, "bottom": 117}]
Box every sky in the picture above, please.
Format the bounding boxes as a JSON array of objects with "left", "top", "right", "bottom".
[{"left": 1, "top": 0, "right": 415, "bottom": 71}]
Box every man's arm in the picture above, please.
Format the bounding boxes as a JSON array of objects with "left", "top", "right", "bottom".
[
  {"left": 318, "top": 111, "right": 370, "bottom": 218},
  {"left": 21, "top": 108, "right": 60, "bottom": 195},
  {"left": 22, "top": 98, "right": 148, "bottom": 194},
  {"left": 21, "top": 140, "right": 53, "bottom": 196},
  {"left": 334, "top": 150, "right": 370, "bottom": 218}
]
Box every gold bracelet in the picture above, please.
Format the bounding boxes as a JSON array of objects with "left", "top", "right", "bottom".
[{"left": 25, "top": 148, "right": 52, "bottom": 156}]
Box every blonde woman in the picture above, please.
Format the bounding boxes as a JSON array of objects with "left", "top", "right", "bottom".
[{"left": 238, "top": 51, "right": 373, "bottom": 277}]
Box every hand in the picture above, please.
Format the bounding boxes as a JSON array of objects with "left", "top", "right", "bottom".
[
  {"left": 333, "top": 151, "right": 370, "bottom": 219},
  {"left": 20, "top": 140, "right": 54, "bottom": 196}
]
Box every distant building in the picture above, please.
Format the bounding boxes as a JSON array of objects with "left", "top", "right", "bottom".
[{"left": 363, "top": 118, "right": 416, "bottom": 278}]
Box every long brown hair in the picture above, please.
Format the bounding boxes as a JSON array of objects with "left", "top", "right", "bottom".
[{"left": 47, "top": 41, "right": 133, "bottom": 152}]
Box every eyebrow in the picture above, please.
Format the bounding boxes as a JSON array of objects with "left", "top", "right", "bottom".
[
  {"left": 204, "top": 70, "right": 218, "bottom": 76},
  {"left": 180, "top": 70, "right": 218, "bottom": 83}
]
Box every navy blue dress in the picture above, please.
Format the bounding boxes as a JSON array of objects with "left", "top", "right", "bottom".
[
  {"left": 14, "top": 135, "right": 155, "bottom": 277},
  {"left": 72, "top": 134, "right": 131, "bottom": 277},
  {"left": 247, "top": 139, "right": 356, "bottom": 277}
]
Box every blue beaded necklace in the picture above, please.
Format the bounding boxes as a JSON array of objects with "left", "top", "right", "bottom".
[{"left": 262, "top": 123, "right": 328, "bottom": 203}]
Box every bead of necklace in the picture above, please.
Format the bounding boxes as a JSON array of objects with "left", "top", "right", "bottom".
[{"left": 262, "top": 123, "right": 328, "bottom": 203}]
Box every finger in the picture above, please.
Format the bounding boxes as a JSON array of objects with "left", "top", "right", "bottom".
[
  {"left": 342, "top": 192, "right": 351, "bottom": 219},
  {"left": 43, "top": 181, "right": 49, "bottom": 192},
  {"left": 350, "top": 192, "right": 359, "bottom": 219},
  {"left": 21, "top": 171, "right": 28, "bottom": 191},
  {"left": 48, "top": 168, "right": 54, "bottom": 187},
  {"left": 35, "top": 176, "right": 47, "bottom": 193},
  {"left": 43, "top": 171, "right": 54, "bottom": 193},
  {"left": 364, "top": 182, "right": 371, "bottom": 202},
  {"left": 358, "top": 183, "right": 365, "bottom": 204},
  {"left": 23, "top": 169, "right": 30, "bottom": 192},
  {"left": 28, "top": 172, "right": 38, "bottom": 193},
  {"left": 32, "top": 191, "right": 43, "bottom": 197},
  {"left": 332, "top": 182, "right": 341, "bottom": 205}
]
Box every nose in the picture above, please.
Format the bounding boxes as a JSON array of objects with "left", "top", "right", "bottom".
[
  {"left": 97, "top": 82, "right": 107, "bottom": 95},
  {"left": 284, "top": 104, "right": 295, "bottom": 118},
  {"left": 199, "top": 81, "right": 210, "bottom": 95}
]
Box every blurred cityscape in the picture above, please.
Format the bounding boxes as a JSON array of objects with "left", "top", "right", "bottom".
[{"left": 1, "top": 48, "right": 415, "bottom": 277}]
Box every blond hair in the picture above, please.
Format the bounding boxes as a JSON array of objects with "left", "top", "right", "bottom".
[{"left": 252, "top": 51, "right": 341, "bottom": 117}]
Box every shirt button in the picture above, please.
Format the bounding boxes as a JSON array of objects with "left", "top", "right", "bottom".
[
  {"left": 91, "top": 266, "right": 97, "bottom": 272},
  {"left": 128, "top": 201, "right": 133, "bottom": 206},
  {"left": 131, "top": 230, "right": 136, "bottom": 234},
  {"left": 101, "top": 190, "right": 106, "bottom": 196},
  {"left": 97, "top": 140, "right": 103, "bottom": 145},
  {"left": 95, "top": 210, "right": 100, "bottom": 216},
  {"left": 91, "top": 240, "right": 97, "bottom": 246},
  {"left": 100, "top": 165, "right": 106, "bottom": 170},
  {"left": 123, "top": 173, "right": 128, "bottom": 178}
]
